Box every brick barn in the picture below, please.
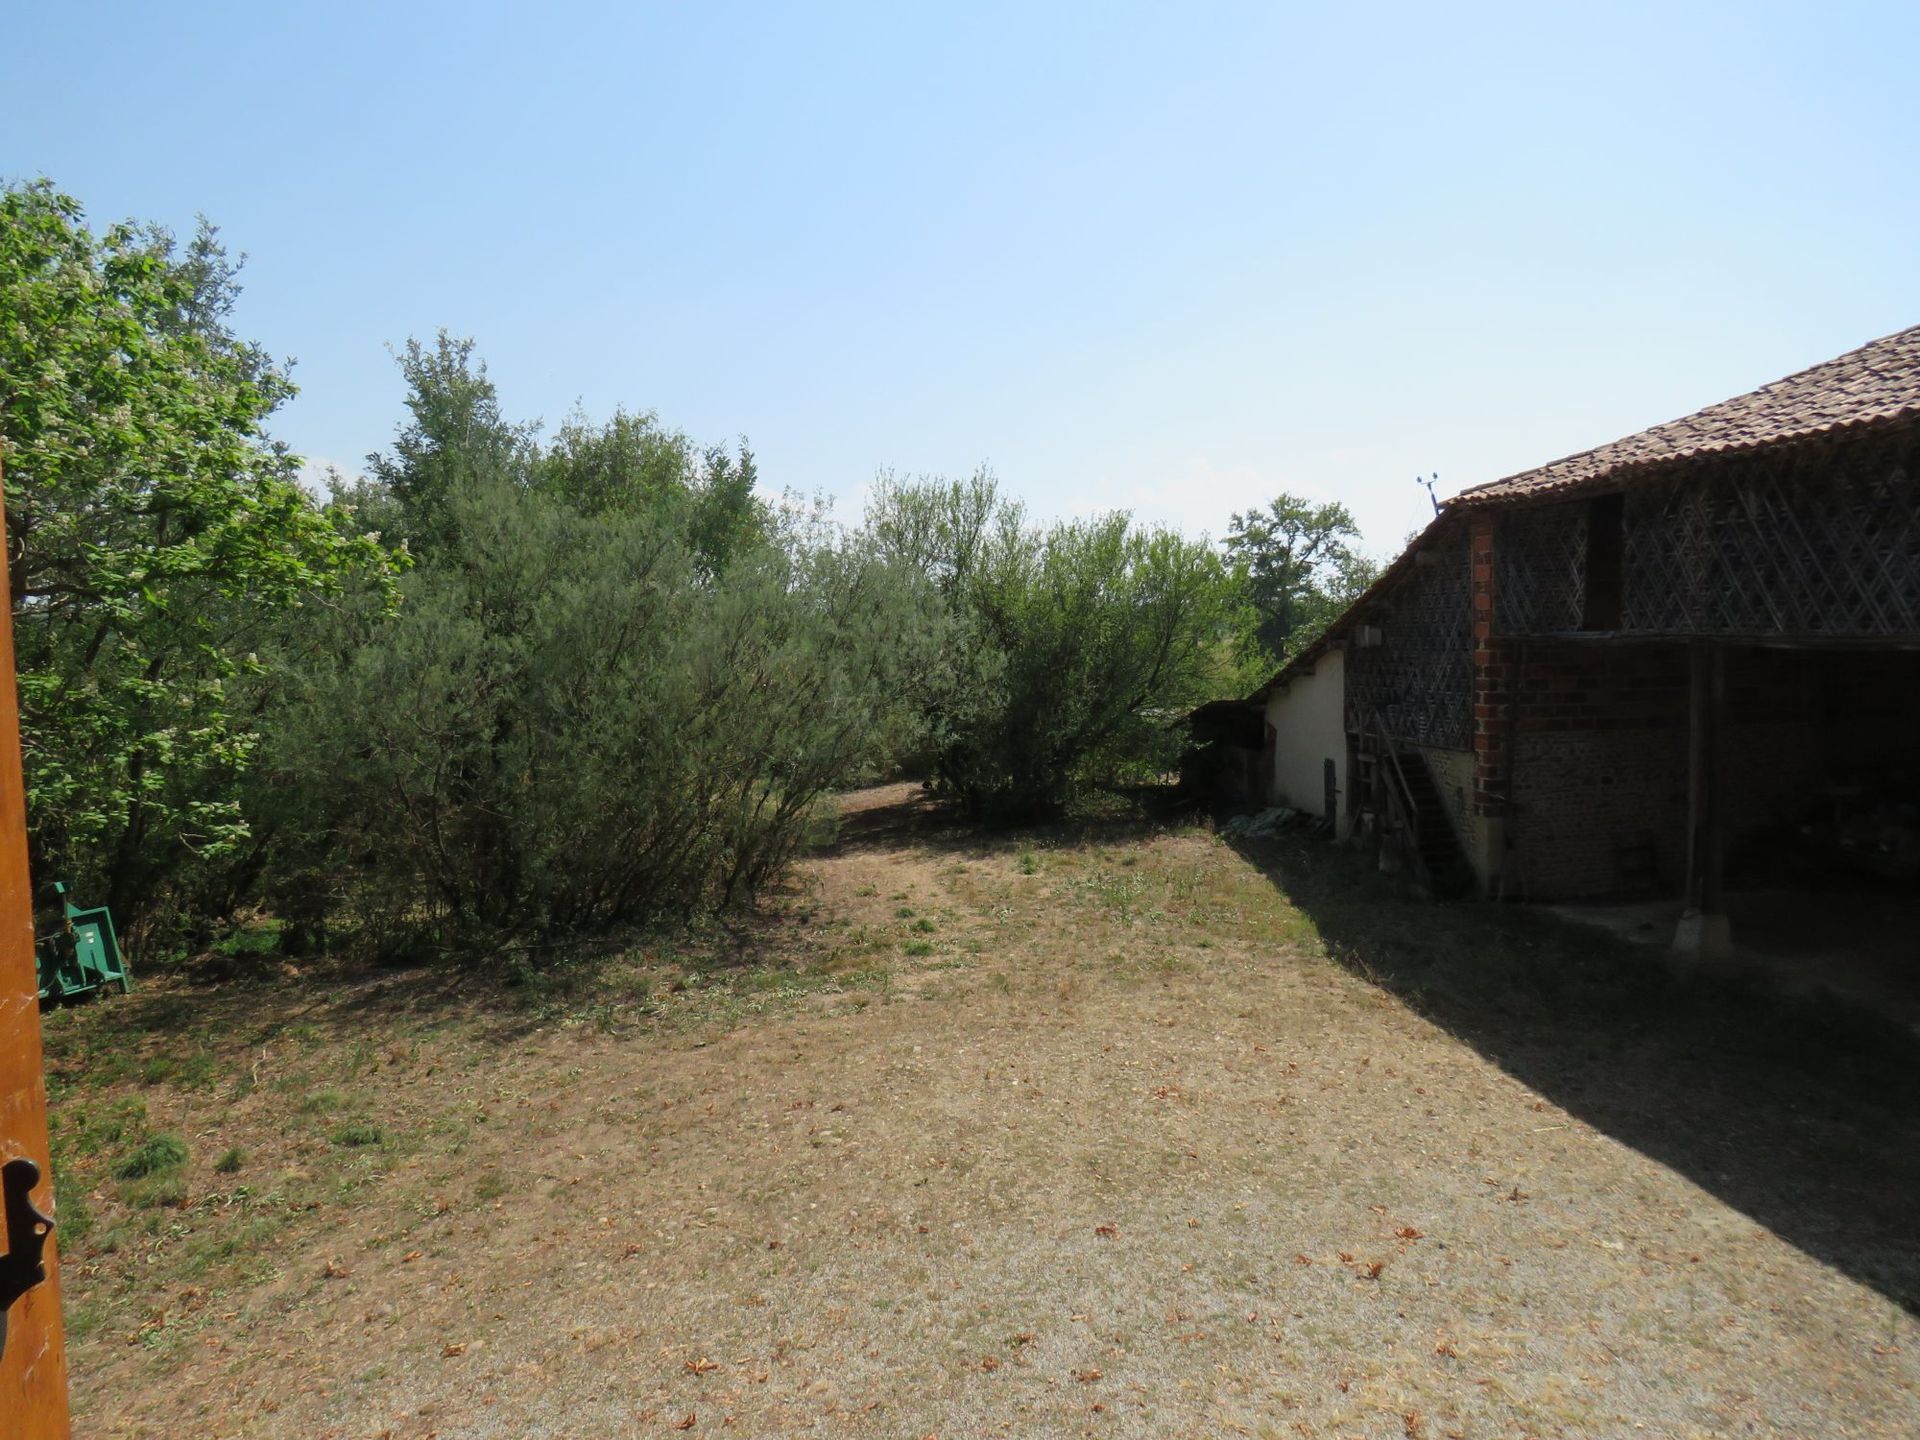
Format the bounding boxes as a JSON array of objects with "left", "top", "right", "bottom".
[{"left": 1252, "top": 324, "right": 1920, "bottom": 970}]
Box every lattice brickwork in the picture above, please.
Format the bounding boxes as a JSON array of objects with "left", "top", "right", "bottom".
[
  {"left": 1496, "top": 503, "right": 1586, "bottom": 634},
  {"left": 1621, "top": 430, "right": 1920, "bottom": 637},
  {"left": 1346, "top": 527, "right": 1473, "bottom": 749}
]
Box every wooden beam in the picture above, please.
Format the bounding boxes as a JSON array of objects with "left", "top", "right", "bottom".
[
  {"left": 0, "top": 459, "right": 71, "bottom": 1434},
  {"left": 1676, "top": 640, "right": 1733, "bottom": 961}
]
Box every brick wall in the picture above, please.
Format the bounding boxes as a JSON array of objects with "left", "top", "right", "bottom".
[
  {"left": 1510, "top": 727, "right": 1689, "bottom": 897},
  {"left": 1504, "top": 643, "right": 1920, "bottom": 898},
  {"left": 1503, "top": 640, "right": 1684, "bottom": 896}
]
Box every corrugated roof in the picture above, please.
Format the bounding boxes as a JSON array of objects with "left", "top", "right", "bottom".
[{"left": 1450, "top": 323, "right": 1920, "bottom": 508}]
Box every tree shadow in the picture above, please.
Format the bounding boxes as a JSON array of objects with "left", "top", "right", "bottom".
[
  {"left": 1226, "top": 830, "right": 1920, "bottom": 1314},
  {"left": 828, "top": 779, "right": 1202, "bottom": 860}
]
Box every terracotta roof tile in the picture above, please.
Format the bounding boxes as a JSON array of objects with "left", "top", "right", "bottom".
[{"left": 1450, "top": 323, "right": 1920, "bottom": 508}]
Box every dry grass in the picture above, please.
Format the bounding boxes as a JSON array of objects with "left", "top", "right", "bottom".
[{"left": 42, "top": 783, "right": 1920, "bottom": 1438}]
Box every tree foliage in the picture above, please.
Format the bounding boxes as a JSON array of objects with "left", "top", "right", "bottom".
[
  {"left": 3, "top": 180, "right": 1293, "bottom": 964},
  {"left": 864, "top": 472, "right": 1248, "bottom": 821},
  {"left": 1223, "top": 493, "right": 1378, "bottom": 661},
  {"left": 0, "top": 181, "right": 395, "bottom": 926},
  {"left": 254, "top": 340, "right": 924, "bottom": 949}
]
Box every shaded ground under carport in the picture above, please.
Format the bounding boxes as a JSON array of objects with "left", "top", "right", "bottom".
[{"left": 1542, "top": 888, "right": 1920, "bottom": 1031}]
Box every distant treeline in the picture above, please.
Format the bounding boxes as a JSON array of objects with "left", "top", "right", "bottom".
[{"left": 0, "top": 181, "right": 1372, "bottom": 960}]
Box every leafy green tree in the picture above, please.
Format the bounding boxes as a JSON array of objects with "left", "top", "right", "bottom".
[
  {"left": 865, "top": 472, "right": 1245, "bottom": 820},
  {"left": 1223, "top": 494, "right": 1378, "bottom": 660},
  {"left": 0, "top": 181, "right": 394, "bottom": 928}
]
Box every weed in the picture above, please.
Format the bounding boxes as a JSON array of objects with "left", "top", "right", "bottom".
[
  {"left": 329, "top": 1122, "right": 383, "bottom": 1148},
  {"left": 214, "top": 1147, "right": 246, "bottom": 1174},
  {"left": 52, "top": 1096, "right": 147, "bottom": 1158},
  {"left": 214, "top": 919, "right": 285, "bottom": 957},
  {"left": 176, "top": 1049, "right": 220, "bottom": 1088},
  {"left": 904, "top": 940, "right": 935, "bottom": 957},
  {"left": 911, "top": 917, "right": 937, "bottom": 933},
  {"left": 112, "top": 1134, "right": 188, "bottom": 1180},
  {"left": 54, "top": 1178, "right": 93, "bottom": 1247},
  {"left": 142, "top": 1056, "right": 178, "bottom": 1085},
  {"left": 1016, "top": 851, "right": 1040, "bottom": 875},
  {"left": 122, "top": 1174, "right": 189, "bottom": 1209}
]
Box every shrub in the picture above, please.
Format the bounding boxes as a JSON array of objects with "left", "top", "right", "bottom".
[
  {"left": 249, "top": 344, "right": 933, "bottom": 946},
  {"left": 862, "top": 473, "right": 1251, "bottom": 821}
]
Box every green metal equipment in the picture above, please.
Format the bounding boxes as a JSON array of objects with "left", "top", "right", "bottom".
[{"left": 36, "top": 882, "right": 130, "bottom": 1002}]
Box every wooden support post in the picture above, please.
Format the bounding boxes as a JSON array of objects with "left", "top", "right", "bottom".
[
  {"left": 0, "top": 460, "right": 71, "bottom": 1435},
  {"left": 1675, "top": 640, "right": 1733, "bottom": 962}
]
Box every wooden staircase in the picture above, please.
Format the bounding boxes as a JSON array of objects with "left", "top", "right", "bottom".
[{"left": 1359, "top": 713, "right": 1474, "bottom": 898}]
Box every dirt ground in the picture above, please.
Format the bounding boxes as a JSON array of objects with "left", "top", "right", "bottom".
[{"left": 42, "top": 784, "right": 1920, "bottom": 1438}]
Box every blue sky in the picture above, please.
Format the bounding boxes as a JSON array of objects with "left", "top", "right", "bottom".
[{"left": 10, "top": 2, "right": 1919, "bottom": 555}]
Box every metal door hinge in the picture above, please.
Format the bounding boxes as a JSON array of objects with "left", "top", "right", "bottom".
[{"left": 0, "top": 1156, "right": 53, "bottom": 1310}]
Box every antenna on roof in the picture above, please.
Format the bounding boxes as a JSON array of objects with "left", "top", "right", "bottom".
[{"left": 1415, "top": 472, "right": 1440, "bottom": 515}]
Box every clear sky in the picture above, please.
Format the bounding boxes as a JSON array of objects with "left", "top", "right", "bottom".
[{"left": 9, "top": 2, "right": 1919, "bottom": 556}]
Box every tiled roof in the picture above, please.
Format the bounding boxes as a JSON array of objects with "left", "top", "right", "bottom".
[
  {"left": 1248, "top": 323, "right": 1920, "bottom": 702},
  {"left": 1450, "top": 323, "right": 1920, "bottom": 508}
]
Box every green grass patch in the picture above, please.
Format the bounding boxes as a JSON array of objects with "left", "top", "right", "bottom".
[
  {"left": 298, "top": 1089, "right": 347, "bottom": 1115},
  {"left": 112, "top": 1133, "right": 188, "bottom": 1180},
  {"left": 121, "top": 1173, "right": 188, "bottom": 1209}
]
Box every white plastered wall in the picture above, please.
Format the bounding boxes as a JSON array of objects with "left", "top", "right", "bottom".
[{"left": 1262, "top": 647, "right": 1351, "bottom": 838}]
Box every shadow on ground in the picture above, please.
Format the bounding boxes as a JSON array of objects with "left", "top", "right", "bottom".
[
  {"left": 827, "top": 779, "right": 1201, "bottom": 859},
  {"left": 1228, "top": 829, "right": 1920, "bottom": 1316}
]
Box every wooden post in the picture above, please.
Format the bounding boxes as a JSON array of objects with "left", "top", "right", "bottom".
[
  {"left": 0, "top": 458, "right": 72, "bottom": 1436},
  {"left": 1675, "top": 640, "right": 1733, "bottom": 961}
]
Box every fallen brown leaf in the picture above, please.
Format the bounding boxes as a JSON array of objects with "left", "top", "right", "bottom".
[{"left": 1073, "top": 1368, "right": 1102, "bottom": 1383}]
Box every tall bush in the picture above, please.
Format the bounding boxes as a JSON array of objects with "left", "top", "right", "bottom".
[
  {"left": 864, "top": 473, "right": 1250, "bottom": 821},
  {"left": 253, "top": 345, "right": 927, "bottom": 949}
]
